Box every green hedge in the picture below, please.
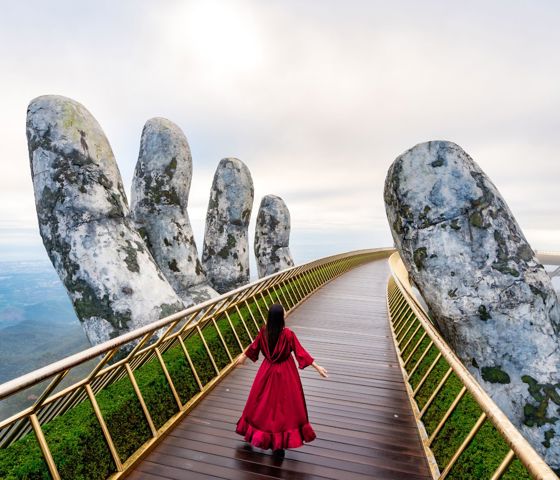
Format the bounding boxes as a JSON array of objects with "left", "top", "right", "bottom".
[{"left": 401, "top": 311, "right": 531, "bottom": 479}]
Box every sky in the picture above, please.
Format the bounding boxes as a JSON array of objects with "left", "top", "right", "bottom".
[{"left": 1, "top": 0, "right": 560, "bottom": 267}]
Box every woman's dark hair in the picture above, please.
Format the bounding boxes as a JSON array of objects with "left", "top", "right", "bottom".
[{"left": 266, "top": 303, "right": 285, "bottom": 353}]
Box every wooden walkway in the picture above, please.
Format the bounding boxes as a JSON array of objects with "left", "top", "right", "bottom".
[{"left": 128, "top": 258, "right": 431, "bottom": 480}]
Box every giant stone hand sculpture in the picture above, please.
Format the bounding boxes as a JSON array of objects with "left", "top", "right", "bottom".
[
  {"left": 131, "top": 118, "right": 218, "bottom": 305},
  {"left": 254, "top": 194, "right": 294, "bottom": 278},
  {"left": 27, "top": 96, "right": 184, "bottom": 346},
  {"left": 202, "top": 158, "right": 254, "bottom": 293},
  {"left": 27, "top": 95, "right": 295, "bottom": 350},
  {"left": 384, "top": 140, "right": 560, "bottom": 468}
]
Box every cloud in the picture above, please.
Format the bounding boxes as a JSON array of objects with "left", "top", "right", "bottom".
[{"left": 0, "top": 0, "right": 559, "bottom": 264}]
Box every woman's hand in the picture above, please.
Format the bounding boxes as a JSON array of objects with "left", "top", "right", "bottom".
[
  {"left": 236, "top": 353, "right": 247, "bottom": 367},
  {"left": 312, "top": 361, "right": 328, "bottom": 378}
]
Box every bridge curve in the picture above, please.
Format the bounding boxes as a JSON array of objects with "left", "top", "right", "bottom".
[{"left": 129, "top": 258, "right": 432, "bottom": 480}]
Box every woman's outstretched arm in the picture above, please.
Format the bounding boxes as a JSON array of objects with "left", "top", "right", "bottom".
[
  {"left": 236, "top": 329, "right": 262, "bottom": 366},
  {"left": 236, "top": 352, "right": 248, "bottom": 366},
  {"left": 311, "top": 361, "right": 328, "bottom": 378}
]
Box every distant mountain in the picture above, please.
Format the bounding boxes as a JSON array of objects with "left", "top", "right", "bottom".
[
  {"left": 0, "top": 261, "right": 89, "bottom": 384},
  {"left": 0, "top": 303, "right": 90, "bottom": 382}
]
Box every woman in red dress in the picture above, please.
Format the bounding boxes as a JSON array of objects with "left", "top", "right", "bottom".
[{"left": 235, "top": 303, "right": 328, "bottom": 457}]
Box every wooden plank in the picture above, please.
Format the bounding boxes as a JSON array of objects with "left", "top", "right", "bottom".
[{"left": 128, "top": 259, "right": 431, "bottom": 479}]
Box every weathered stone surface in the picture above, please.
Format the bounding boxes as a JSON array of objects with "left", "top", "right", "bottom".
[
  {"left": 27, "top": 95, "right": 184, "bottom": 346},
  {"left": 254, "top": 195, "right": 294, "bottom": 278},
  {"left": 202, "top": 158, "right": 254, "bottom": 293},
  {"left": 130, "top": 118, "right": 218, "bottom": 305},
  {"left": 384, "top": 140, "right": 560, "bottom": 468}
]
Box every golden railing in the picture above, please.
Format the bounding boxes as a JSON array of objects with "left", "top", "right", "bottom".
[
  {"left": 0, "top": 248, "right": 390, "bottom": 480},
  {"left": 387, "top": 252, "right": 558, "bottom": 480}
]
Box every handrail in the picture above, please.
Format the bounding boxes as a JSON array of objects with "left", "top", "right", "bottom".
[
  {"left": 0, "top": 247, "right": 392, "bottom": 480},
  {"left": 536, "top": 251, "right": 560, "bottom": 266},
  {"left": 387, "top": 252, "right": 558, "bottom": 480}
]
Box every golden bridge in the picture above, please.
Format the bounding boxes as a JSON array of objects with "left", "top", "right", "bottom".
[{"left": 0, "top": 250, "right": 557, "bottom": 479}]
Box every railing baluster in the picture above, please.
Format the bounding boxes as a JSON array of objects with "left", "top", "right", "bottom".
[
  {"left": 155, "top": 347, "right": 183, "bottom": 409},
  {"left": 234, "top": 305, "right": 255, "bottom": 341},
  {"left": 439, "top": 413, "right": 487, "bottom": 479},
  {"left": 413, "top": 352, "right": 443, "bottom": 396},
  {"left": 236, "top": 303, "right": 259, "bottom": 333},
  {"left": 408, "top": 341, "right": 434, "bottom": 378},
  {"left": 281, "top": 280, "right": 295, "bottom": 310},
  {"left": 223, "top": 309, "right": 244, "bottom": 351},
  {"left": 490, "top": 449, "right": 516, "bottom": 480},
  {"left": 398, "top": 318, "right": 418, "bottom": 344},
  {"left": 211, "top": 317, "right": 233, "bottom": 362},
  {"left": 403, "top": 331, "right": 428, "bottom": 366},
  {"left": 259, "top": 290, "right": 271, "bottom": 314},
  {"left": 291, "top": 274, "right": 305, "bottom": 301},
  {"left": 302, "top": 271, "right": 314, "bottom": 294},
  {"left": 30, "top": 413, "right": 61, "bottom": 480},
  {"left": 85, "top": 384, "right": 123, "bottom": 472},
  {"left": 419, "top": 367, "right": 453, "bottom": 417},
  {"left": 400, "top": 324, "right": 423, "bottom": 353},
  {"left": 392, "top": 300, "right": 410, "bottom": 327},
  {"left": 31, "top": 370, "right": 69, "bottom": 412},
  {"left": 395, "top": 309, "right": 415, "bottom": 337},
  {"left": 283, "top": 278, "right": 297, "bottom": 309},
  {"left": 125, "top": 363, "right": 157, "bottom": 437},
  {"left": 178, "top": 335, "right": 204, "bottom": 391},
  {"left": 196, "top": 325, "right": 220, "bottom": 375},
  {"left": 428, "top": 386, "right": 467, "bottom": 445}
]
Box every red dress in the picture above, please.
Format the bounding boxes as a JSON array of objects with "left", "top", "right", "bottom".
[{"left": 235, "top": 327, "right": 317, "bottom": 450}]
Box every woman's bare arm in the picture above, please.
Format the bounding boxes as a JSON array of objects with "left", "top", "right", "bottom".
[
  {"left": 236, "top": 353, "right": 248, "bottom": 366},
  {"left": 312, "top": 361, "right": 328, "bottom": 378}
]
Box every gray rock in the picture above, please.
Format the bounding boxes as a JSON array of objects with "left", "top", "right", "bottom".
[
  {"left": 130, "top": 118, "right": 218, "bottom": 305},
  {"left": 384, "top": 140, "right": 560, "bottom": 468},
  {"left": 27, "top": 95, "right": 184, "bottom": 346},
  {"left": 254, "top": 195, "right": 294, "bottom": 278},
  {"left": 202, "top": 158, "right": 254, "bottom": 293}
]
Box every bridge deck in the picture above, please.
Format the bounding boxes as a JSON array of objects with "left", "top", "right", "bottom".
[{"left": 128, "top": 258, "right": 431, "bottom": 480}]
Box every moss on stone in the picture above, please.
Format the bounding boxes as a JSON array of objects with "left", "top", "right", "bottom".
[
  {"left": 530, "top": 285, "right": 547, "bottom": 304},
  {"left": 413, "top": 247, "right": 428, "bottom": 270},
  {"left": 164, "top": 156, "right": 177, "bottom": 177},
  {"left": 481, "top": 366, "right": 510, "bottom": 384},
  {"left": 478, "top": 305, "right": 491, "bottom": 321},
  {"left": 469, "top": 211, "right": 484, "bottom": 228},
  {"left": 217, "top": 246, "right": 230, "bottom": 259},
  {"left": 419, "top": 205, "right": 432, "bottom": 228},
  {"left": 121, "top": 241, "right": 140, "bottom": 273},
  {"left": 517, "top": 244, "right": 533, "bottom": 262},
  {"left": 491, "top": 263, "right": 520, "bottom": 278},
  {"left": 430, "top": 157, "right": 445, "bottom": 167},
  {"left": 542, "top": 429, "right": 555, "bottom": 448},
  {"left": 522, "top": 375, "right": 560, "bottom": 427}
]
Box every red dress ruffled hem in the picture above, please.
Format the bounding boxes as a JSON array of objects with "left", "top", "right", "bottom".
[{"left": 236, "top": 415, "right": 316, "bottom": 450}]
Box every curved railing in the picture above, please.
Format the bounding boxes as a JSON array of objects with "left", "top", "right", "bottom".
[
  {"left": 387, "top": 252, "right": 558, "bottom": 480},
  {"left": 0, "top": 248, "right": 391, "bottom": 480},
  {"left": 535, "top": 251, "right": 560, "bottom": 266}
]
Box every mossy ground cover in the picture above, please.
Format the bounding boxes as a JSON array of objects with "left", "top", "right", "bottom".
[
  {"left": 399, "top": 308, "right": 532, "bottom": 479},
  {"left": 0, "top": 268, "right": 328, "bottom": 480}
]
